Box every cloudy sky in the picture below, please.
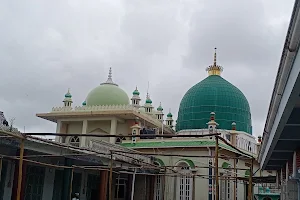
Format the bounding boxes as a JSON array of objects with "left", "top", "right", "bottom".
[{"left": 0, "top": 0, "right": 295, "bottom": 137}]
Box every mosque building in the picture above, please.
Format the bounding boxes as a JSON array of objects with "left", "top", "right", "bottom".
[{"left": 37, "top": 50, "right": 279, "bottom": 200}]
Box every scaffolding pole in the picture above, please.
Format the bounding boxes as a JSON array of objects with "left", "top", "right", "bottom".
[
  {"left": 234, "top": 157, "right": 237, "bottom": 200},
  {"left": 16, "top": 139, "right": 24, "bottom": 200},
  {"left": 248, "top": 158, "right": 254, "bottom": 200},
  {"left": 215, "top": 136, "right": 219, "bottom": 200}
]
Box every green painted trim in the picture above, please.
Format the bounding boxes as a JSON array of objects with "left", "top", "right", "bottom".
[
  {"left": 177, "top": 159, "right": 195, "bottom": 169},
  {"left": 222, "top": 162, "right": 230, "bottom": 169},
  {"left": 245, "top": 169, "right": 250, "bottom": 177},
  {"left": 154, "top": 158, "right": 165, "bottom": 166}
]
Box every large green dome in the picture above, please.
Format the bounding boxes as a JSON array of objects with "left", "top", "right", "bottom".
[
  {"left": 85, "top": 68, "right": 130, "bottom": 106},
  {"left": 176, "top": 75, "right": 252, "bottom": 134}
]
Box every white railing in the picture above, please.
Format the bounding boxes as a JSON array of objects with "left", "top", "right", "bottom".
[
  {"left": 88, "top": 140, "right": 152, "bottom": 164},
  {"left": 176, "top": 129, "right": 231, "bottom": 143},
  {"left": 51, "top": 104, "right": 174, "bottom": 133}
]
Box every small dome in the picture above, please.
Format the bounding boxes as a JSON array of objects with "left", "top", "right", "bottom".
[
  {"left": 85, "top": 68, "right": 130, "bottom": 106},
  {"left": 133, "top": 87, "right": 140, "bottom": 95},
  {"left": 167, "top": 112, "right": 173, "bottom": 117},
  {"left": 82, "top": 100, "right": 86, "bottom": 106},
  {"left": 157, "top": 105, "right": 163, "bottom": 111},
  {"left": 65, "top": 89, "right": 72, "bottom": 98}
]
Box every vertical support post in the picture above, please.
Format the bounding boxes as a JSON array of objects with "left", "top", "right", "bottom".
[
  {"left": 109, "top": 152, "right": 113, "bottom": 200},
  {"left": 233, "top": 158, "right": 237, "bottom": 200},
  {"left": 16, "top": 139, "right": 24, "bottom": 200},
  {"left": 69, "top": 168, "right": 74, "bottom": 200},
  {"left": 116, "top": 173, "right": 120, "bottom": 199},
  {"left": 248, "top": 158, "right": 253, "bottom": 200},
  {"left": 131, "top": 168, "right": 137, "bottom": 200},
  {"left": 80, "top": 120, "right": 88, "bottom": 147},
  {"left": 0, "top": 157, "right": 2, "bottom": 182},
  {"left": 162, "top": 167, "right": 166, "bottom": 200},
  {"left": 215, "top": 136, "right": 219, "bottom": 200},
  {"left": 192, "top": 175, "right": 196, "bottom": 200}
]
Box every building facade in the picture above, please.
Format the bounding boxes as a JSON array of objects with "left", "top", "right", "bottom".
[{"left": 35, "top": 51, "right": 279, "bottom": 199}]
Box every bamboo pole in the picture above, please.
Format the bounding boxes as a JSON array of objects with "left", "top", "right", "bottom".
[
  {"left": 215, "top": 136, "right": 219, "bottom": 200},
  {"left": 16, "top": 139, "right": 25, "bottom": 200},
  {"left": 109, "top": 152, "right": 113, "bottom": 200},
  {"left": 248, "top": 158, "right": 254, "bottom": 200},
  {"left": 234, "top": 158, "right": 237, "bottom": 200}
]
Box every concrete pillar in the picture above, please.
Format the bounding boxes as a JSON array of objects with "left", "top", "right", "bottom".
[
  {"left": 109, "top": 118, "right": 117, "bottom": 144},
  {"left": 55, "top": 120, "right": 62, "bottom": 142},
  {"left": 62, "top": 158, "right": 72, "bottom": 200},
  {"left": 80, "top": 120, "right": 88, "bottom": 147}
]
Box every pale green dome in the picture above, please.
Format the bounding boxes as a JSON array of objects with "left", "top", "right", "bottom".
[{"left": 85, "top": 67, "right": 130, "bottom": 106}]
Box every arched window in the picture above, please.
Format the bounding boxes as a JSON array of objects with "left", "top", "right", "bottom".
[
  {"left": 175, "top": 161, "right": 192, "bottom": 200},
  {"left": 69, "top": 136, "right": 80, "bottom": 147}
]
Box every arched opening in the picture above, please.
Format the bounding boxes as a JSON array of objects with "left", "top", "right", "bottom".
[
  {"left": 69, "top": 136, "right": 80, "bottom": 147},
  {"left": 175, "top": 161, "right": 193, "bottom": 200},
  {"left": 153, "top": 158, "right": 165, "bottom": 200}
]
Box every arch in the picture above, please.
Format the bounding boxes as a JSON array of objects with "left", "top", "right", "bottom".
[
  {"left": 69, "top": 136, "right": 80, "bottom": 147},
  {"left": 222, "top": 162, "right": 231, "bottom": 169},
  {"left": 176, "top": 159, "right": 195, "bottom": 169},
  {"left": 154, "top": 158, "right": 165, "bottom": 167}
]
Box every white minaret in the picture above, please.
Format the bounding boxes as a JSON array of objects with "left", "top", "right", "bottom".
[
  {"left": 156, "top": 102, "right": 164, "bottom": 121},
  {"left": 63, "top": 88, "right": 73, "bottom": 107},
  {"left": 165, "top": 110, "right": 174, "bottom": 128},
  {"left": 131, "top": 86, "right": 141, "bottom": 108},
  {"left": 207, "top": 112, "right": 219, "bottom": 138},
  {"left": 144, "top": 93, "right": 154, "bottom": 113}
]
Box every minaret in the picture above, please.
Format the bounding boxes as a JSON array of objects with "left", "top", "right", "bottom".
[
  {"left": 206, "top": 112, "right": 219, "bottom": 134},
  {"left": 63, "top": 88, "right": 73, "bottom": 107},
  {"left": 156, "top": 102, "right": 164, "bottom": 121},
  {"left": 144, "top": 93, "right": 154, "bottom": 113},
  {"left": 131, "top": 86, "right": 141, "bottom": 108},
  {"left": 165, "top": 110, "right": 174, "bottom": 128},
  {"left": 206, "top": 48, "right": 223, "bottom": 76}
]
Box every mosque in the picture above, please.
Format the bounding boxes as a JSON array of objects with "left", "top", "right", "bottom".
[{"left": 37, "top": 50, "right": 280, "bottom": 200}]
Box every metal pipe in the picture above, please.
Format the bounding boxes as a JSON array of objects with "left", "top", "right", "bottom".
[
  {"left": 131, "top": 168, "right": 137, "bottom": 200},
  {"left": 215, "top": 136, "right": 219, "bottom": 200},
  {"left": 16, "top": 139, "right": 25, "bottom": 200}
]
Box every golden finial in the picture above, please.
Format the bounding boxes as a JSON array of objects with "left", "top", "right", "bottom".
[{"left": 206, "top": 47, "right": 223, "bottom": 76}]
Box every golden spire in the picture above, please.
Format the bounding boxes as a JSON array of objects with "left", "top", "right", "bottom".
[{"left": 206, "top": 48, "right": 223, "bottom": 76}]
